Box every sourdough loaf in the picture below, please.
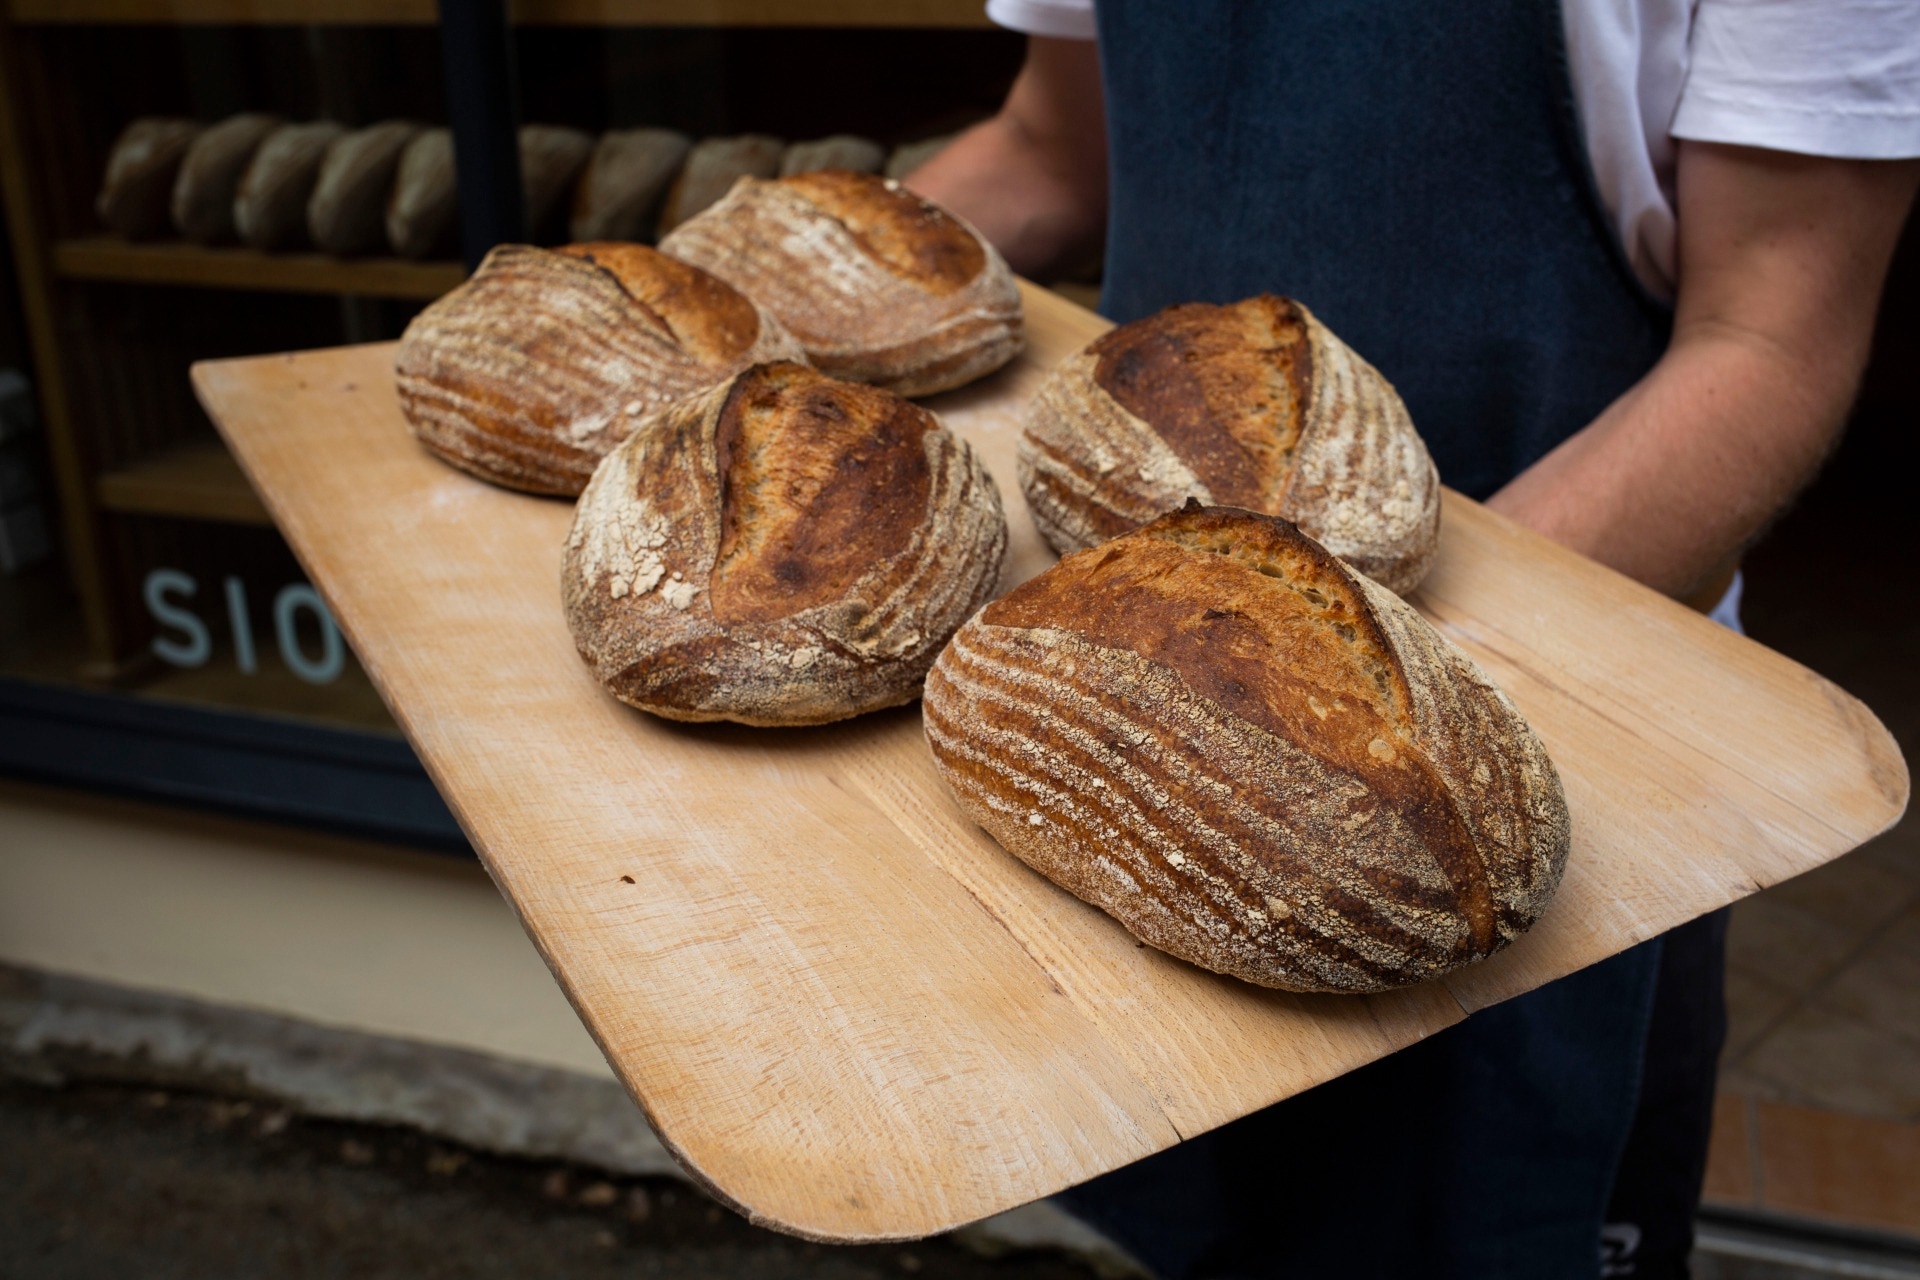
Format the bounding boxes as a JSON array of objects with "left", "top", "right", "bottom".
[
  {"left": 386, "top": 127, "right": 456, "bottom": 259},
  {"left": 171, "top": 113, "right": 281, "bottom": 243},
  {"left": 660, "top": 169, "right": 1023, "bottom": 396},
  {"left": 97, "top": 118, "right": 201, "bottom": 239},
  {"left": 520, "top": 124, "right": 594, "bottom": 240},
  {"left": 308, "top": 120, "right": 420, "bottom": 255},
  {"left": 396, "top": 242, "right": 803, "bottom": 495},
  {"left": 570, "top": 128, "right": 691, "bottom": 243},
  {"left": 234, "top": 121, "right": 343, "bottom": 250},
  {"left": 564, "top": 361, "right": 1009, "bottom": 726},
  {"left": 1019, "top": 296, "right": 1440, "bottom": 595},
  {"left": 656, "top": 134, "right": 784, "bottom": 236},
  {"left": 780, "top": 134, "right": 885, "bottom": 177},
  {"left": 923, "top": 503, "right": 1568, "bottom": 993}
]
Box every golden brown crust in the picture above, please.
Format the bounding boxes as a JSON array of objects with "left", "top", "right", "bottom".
[
  {"left": 922, "top": 503, "right": 1567, "bottom": 992},
  {"left": 563, "top": 362, "right": 1009, "bottom": 726},
  {"left": 1018, "top": 296, "right": 1440, "bottom": 595},
  {"left": 659, "top": 170, "right": 1023, "bottom": 397},
  {"left": 394, "top": 243, "right": 804, "bottom": 495}
]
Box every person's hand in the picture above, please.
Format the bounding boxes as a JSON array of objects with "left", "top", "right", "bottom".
[
  {"left": 1488, "top": 141, "right": 1919, "bottom": 600},
  {"left": 904, "top": 36, "right": 1108, "bottom": 280}
]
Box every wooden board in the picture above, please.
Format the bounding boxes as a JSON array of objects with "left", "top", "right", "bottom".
[{"left": 192, "top": 282, "right": 1909, "bottom": 1243}]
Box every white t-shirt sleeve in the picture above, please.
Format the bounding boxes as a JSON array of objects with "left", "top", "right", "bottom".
[
  {"left": 984, "top": 0, "right": 1097, "bottom": 40},
  {"left": 1674, "top": 0, "right": 1920, "bottom": 159}
]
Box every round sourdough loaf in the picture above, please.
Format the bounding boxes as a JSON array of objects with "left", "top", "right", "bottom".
[
  {"left": 565, "top": 362, "right": 1009, "bottom": 726},
  {"left": 1019, "top": 296, "right": 1441, "bottom": 595},
  {"left": 395, "top": 242, "right": 803, "bottom": 495},
  {"left": 658, "top": 169, "right": 1023, "bottom": 397},
  {"left": 923, "top": 503, "right": 1568, "bottom": 993}
]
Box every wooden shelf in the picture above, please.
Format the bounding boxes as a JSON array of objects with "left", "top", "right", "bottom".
[
  {"left": 96, "top": 438, "right": 272, "bottom": 525},
  {"left": 8, "top": 0, "right": 992, "bottom": 26},
  {"left": 54, "top": 238, "right": 465, "bottom": 300}
]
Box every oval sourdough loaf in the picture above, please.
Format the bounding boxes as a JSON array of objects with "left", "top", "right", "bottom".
[
  {"left": 234, "top": 121, "right": 344, "bottom": 250},
  {"left": 308, "top": 120, "right": 421, "bottom": 255},
  {"left": 171, "top": 113, "right": 281, "bottom": 244},
  {"left": 659, "top": 169, "right": 1023, "bottom": 397},
  {"left": 395, "top": 242, "right": 803, "bottom": 495},
  {"left": 1019, "top": 295, "right": 1441, "bottom": 595},
  {"left": 655, "top": 134, "right": 785, "bottom": 236},
  {"left": 923, "top": 503, "right": 1568, "bottom": 993},
  {"left": 570, "top": 128, "right": 691, "bottom": 243},
  {"left": 564, "top": 361, "right": 1009, "bottom": 726},
  {"left": 97, "top": 118, "right": 202, "bottom": 239},
  {"left": 386, "top": 127, "right": 457, "bottom": 259}
]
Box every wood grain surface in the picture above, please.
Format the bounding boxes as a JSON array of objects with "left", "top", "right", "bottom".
[{"left": 192, "top": 281, "right": 1908, "bottom": 1243}]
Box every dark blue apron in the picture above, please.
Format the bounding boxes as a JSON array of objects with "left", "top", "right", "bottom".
[{"left": 1057, "top": 3, "right": 1685, "bottom": 1277}]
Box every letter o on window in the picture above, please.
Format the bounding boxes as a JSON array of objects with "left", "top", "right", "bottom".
[{"left": 273, "top": 584, "right": 344, "bottom": 685}]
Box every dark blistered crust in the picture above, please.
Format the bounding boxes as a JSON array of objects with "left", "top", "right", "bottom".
[
  {"left": 710, "top": 363, "right": 936, "bottom": 625},
  {"left": 1088, "top": 297, "right": 1312, "bottom": 510}
]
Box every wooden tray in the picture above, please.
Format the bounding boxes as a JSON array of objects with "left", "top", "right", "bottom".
[{"left": 193, "top": 283, "right": 1908, "bottom": 1242}]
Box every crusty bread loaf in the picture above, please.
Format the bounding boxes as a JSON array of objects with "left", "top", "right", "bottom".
[
  {"left": 660, "top": 169, "right": 1023, "bottom": 397},
  {"left": 171, "top": 113, "right": 281, "bottom": 244},
  {"left": 923, "top": 503, "right": 1569, "bottom": 993},
  {"left": 520, "top": 124, "right": 594, "bottom": 240},
  {"left": 1019, "top": 296, "right": 1440, "bottom": 595},
  {"left": 308, "top": 120, "right": 420, "bottom": 255},
  {"left": 655, "top": 133, "right": 784, "bottom": 236},
  {"left": 97, "top": 118, "right": 201, "bottom": 239},
  {"left": 234, "top": 121, "right": 344, "bottom": 250},
  {"left": 885, "top": 134, "right": 954, "bottom": 181},
  {"left": 395, "top": 241, "right": 805, "bottom": 495},
  {"left": 564, "top": 361, "right": 1009, "bottom": 726},
  {"left": 569, "top": 128, "right": 691, "bottom": 243},
  {"left": 386, "top": 127, "right": 457, "bottom": 259},
  {"left": 780, "top": 134, "right": 886, "bottom": 177}
]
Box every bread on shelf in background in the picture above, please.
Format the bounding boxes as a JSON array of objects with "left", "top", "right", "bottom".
[
  {"left": 660, "top": 169, "right": 1022, "bottom": 397},
  {"left": 234, "top": 120, "right": 344, "bottom": 250},
  {"left": 570, "top": 128, "right": 691, "bottom": 244},
  {"left": 780, "top": 134, "right": 885, "bottom": 177},
  {"left": 1019, "top": 295, "right": 1440, "bottom": 595},
  {"left": 97, "top": 118, "right": 201, "bottom": 239},
  {"left": 394, "top": 241, "right": 803, "bottom": 495},
  {"left": 386, "top": 127, "right": 457, "bottom": 260},
  {"left": 308, "top": 120, "right": 421, "bottom": 256},
  {"left": 563, "top": 361, "right": 1008, "bottom": 727},
  {"left": 519, "top": 124, "right": 595, "bottom": 243},
  {"left": 656, "top": 134, "right": 784, "bottom": 237},
  {"left": 923, "top": 502, "right": 1569, "bottom": 993},
  {"left": 885, "top": 133, "right": 954, "bottom": 181},
  {"left": 171, "top": 113, "right": 281, "bottom": 244}
]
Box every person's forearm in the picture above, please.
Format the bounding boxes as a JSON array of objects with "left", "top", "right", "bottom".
[
  {"left": 1486, "top": 326, "right": 1849, "bottom": 599},
  {"left": 903, "top": 37, "right": 1108, "bottom": 279},
  {"left": 1488, "top": 142, "right": 1919, "bottom": 601}
]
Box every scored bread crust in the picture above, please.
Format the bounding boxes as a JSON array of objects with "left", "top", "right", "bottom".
[
  {"left": 659, "top": 170, "right": 1024, "bottom": 397},
  {"left": 1018, "top": 296, "right": 1440, "bottom": 595},
  {"left": 395, "top": 242, "right": 805, "bottom": 495},
  {"left": 922, "top": 504, "right": 1567, "bottom": 993},
  {"left": 564, "top": 362, "right": 1009, "bottom": 726}
]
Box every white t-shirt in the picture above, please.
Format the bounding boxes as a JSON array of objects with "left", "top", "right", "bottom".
[{"left": 985, "top": 0, "right": 1920, "bottom": 299}]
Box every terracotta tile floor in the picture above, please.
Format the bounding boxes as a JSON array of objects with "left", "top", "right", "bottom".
[{"left": 1700, "top": 394, "right": 1920, "bottom": 1240}]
